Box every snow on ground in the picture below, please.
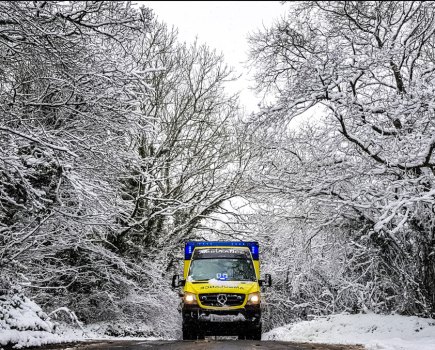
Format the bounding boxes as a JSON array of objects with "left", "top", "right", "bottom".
[
  {"left": 0, "top": 294, "right": 78, "bottom": 349},
  {"left": 264, "top": 313, "right": 435, "bottom": 350},
  {"left": 3, "top": 294, "right": 434, "bottom": 349},
  {"left": 58, "top": 322, "right": 164, "bottom": 340},
  {"left": 0, "top": 293, "right": 165, "bottom": 349}
]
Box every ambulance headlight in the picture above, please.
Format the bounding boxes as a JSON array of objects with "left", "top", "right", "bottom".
[
  {"left": 183, "top": 292, "right": 197, "bottom": 304},
  {"left": 247, "top": 292, "right": 260, "bottom": 305}
]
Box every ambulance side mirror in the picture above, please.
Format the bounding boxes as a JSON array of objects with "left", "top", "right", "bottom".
[
  {"left": 171, "top": 274, "right": 185, "bottom": 288},
  {"left": 259, "top": 273, "right": 272, "bottom": 287}
]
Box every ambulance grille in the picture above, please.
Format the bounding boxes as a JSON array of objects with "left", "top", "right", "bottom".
[{"left": 199, "top": 293, "right": 245, "bottom": 307}]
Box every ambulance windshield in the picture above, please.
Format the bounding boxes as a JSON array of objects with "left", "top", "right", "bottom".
[{"left": 188, "top": 258, "right": 256, "bottom": 282}]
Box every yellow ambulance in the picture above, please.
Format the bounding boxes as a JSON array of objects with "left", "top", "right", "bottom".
[{"left": 171, "top": 241, "right": 272, "bottom": 340}]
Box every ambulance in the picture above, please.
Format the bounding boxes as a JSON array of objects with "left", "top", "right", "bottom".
[{"left": 171, "top": 241, "right": 272, "bottom": 340}]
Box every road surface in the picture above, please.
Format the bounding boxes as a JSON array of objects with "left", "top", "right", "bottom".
[{"left": 28, "top": 340, "right": 364, "bottom": 350}]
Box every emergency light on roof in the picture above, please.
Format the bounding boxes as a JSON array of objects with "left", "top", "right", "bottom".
[{"left": 184, "top": 241, "right": 259, "bottom": 261}]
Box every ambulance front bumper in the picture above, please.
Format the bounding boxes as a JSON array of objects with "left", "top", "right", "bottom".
[{"left": 182, "top": 304, "right": 261, "bottom": 334}]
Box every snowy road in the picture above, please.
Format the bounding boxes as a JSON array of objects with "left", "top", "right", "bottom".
[{"left": 31, "top": 340, "right": 364, "bottom": 350}]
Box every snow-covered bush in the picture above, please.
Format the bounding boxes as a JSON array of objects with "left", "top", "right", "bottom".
[
  {"left": 0, "top": 291, "right": 64, "bottom": 349},
  {"left": 0, "top": 294, "right": 54, "bottom": 333}
]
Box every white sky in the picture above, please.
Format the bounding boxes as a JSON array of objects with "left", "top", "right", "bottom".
[{"left": 140, "top": 1, "right": 287, "bottom": 113}]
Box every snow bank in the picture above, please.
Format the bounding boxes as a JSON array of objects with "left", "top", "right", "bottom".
[
  {"left": 0, "top": 294, "right": 73, "bottom": 349},
  {"left": 264, "top": 313, "right": 435, "bottom": 350},
  {"left": 0, "top": 290, "right": 170, "bottom": 348}
]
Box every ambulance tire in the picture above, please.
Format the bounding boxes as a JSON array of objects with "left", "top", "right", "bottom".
[
  {"left": 251, "top": 328, "right": 262, "bottom": 340},
  {"left": 247, "top": 324, "right": 262, "bottom": 340},
  {"left": 182, "top": 326, "right": 196, "bottom": 340}
]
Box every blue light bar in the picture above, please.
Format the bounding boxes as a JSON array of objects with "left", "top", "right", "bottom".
[{"left": 184, "top": 241, "right": 259, "bottom": 260}]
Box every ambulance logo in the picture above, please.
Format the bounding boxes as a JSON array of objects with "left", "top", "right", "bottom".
[{"left": 217, "top": 294, "right": 227, "bottom": 306}]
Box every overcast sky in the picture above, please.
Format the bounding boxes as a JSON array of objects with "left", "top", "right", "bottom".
[{"left": 141, "top": 1, "right": 286, "bottom": 113}]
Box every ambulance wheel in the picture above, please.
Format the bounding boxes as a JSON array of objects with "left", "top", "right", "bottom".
[
  {"left": 252, "top": 328, "right": 262, "bottom": 340},
  {"left": 247, "top": 324, "right": 262, "bottom": 340},
  {"left": 182, "top": 326, "right": 196, "bottom": 340}
]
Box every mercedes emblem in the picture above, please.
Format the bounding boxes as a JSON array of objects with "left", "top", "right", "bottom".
[{"left": 216, "top": 294, "right": 227, "bottom": 306}]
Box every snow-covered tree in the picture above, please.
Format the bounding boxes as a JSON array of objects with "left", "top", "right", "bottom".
[
  {"left": 248, "top": 1, "right": 435, "bottom": 318},
  {"left": 0, "top": 0, "right": 165, "bottom": 324},
  {"left": 112, "top": 22, "right": 249, "bottom": 271},
  {"left": 0, "top": 1, "right": 248, "bottom": 334}
]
